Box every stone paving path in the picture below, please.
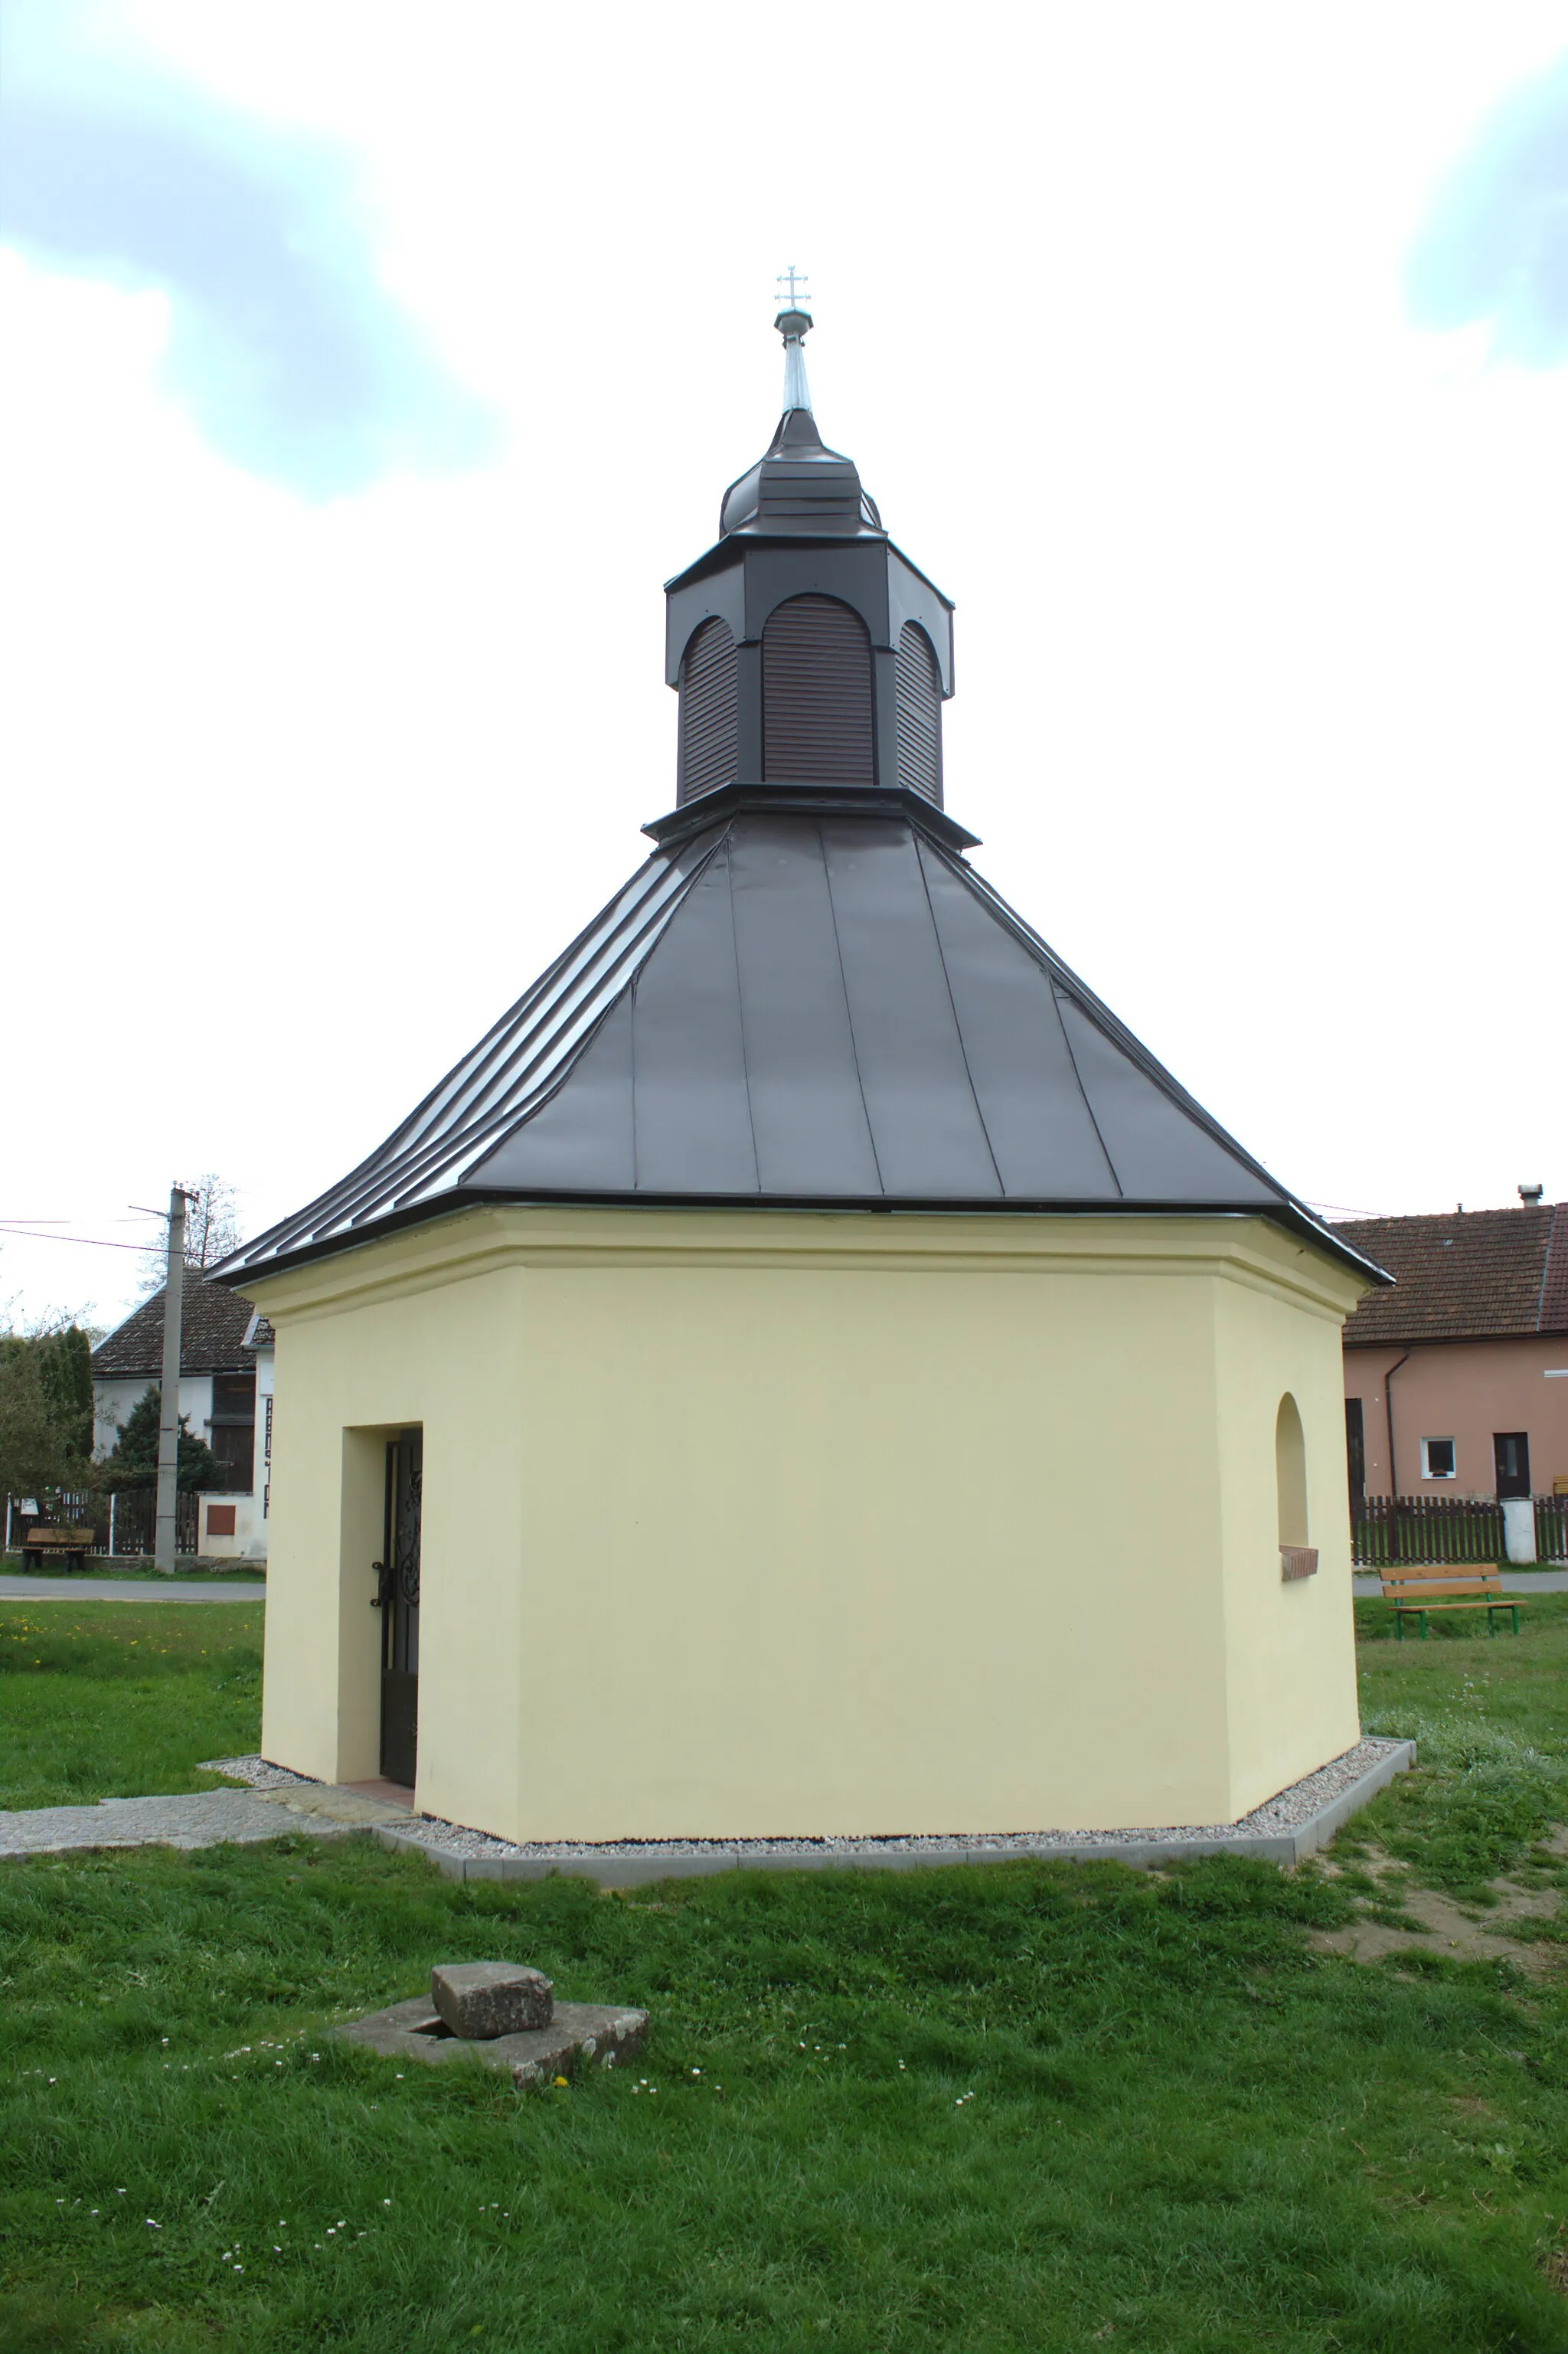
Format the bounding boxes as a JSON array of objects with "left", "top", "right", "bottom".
[
  {"left": 0, "top": 1780, "right": 413, "bottom": 1861},
  {"left": 0, "top": 1577, "right": 266, "bottom": 1602}
]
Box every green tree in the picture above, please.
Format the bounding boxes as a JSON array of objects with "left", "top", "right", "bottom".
[
  {"left": 0, "top": 1326, "right": 97, "bottom": 1502},
  {"left": 103, "top": 1384, "right": 226, "bottom": 1493},
  {"left": 33, "top": 1325, "right": 93, "bottom": 1457}
]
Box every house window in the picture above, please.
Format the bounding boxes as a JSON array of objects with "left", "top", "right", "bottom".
[
  {"left": 1420, "top": 1437, "right": 1456, "bottom": 1480},
  {"left": 209, "top": 1370, "right": 256, "bottom": 1493}
]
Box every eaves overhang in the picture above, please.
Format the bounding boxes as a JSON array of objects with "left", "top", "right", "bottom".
[
  {"left": 664, "top": 532, "right": 954, "bottom": 614},
  {"left": 214, "top": 1189, "right": 1387, "bottom": 1296},
  {"left": 642, "top": 782, "right": 979, "bottom": 855}
]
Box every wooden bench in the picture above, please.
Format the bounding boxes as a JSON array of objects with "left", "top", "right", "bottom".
[
  {"left": 19, "top": 1525, "right": 95, "bottom": 1572},
  {"left": 1381, "top": 1567, "right": 1525, "bottom": 1640}
]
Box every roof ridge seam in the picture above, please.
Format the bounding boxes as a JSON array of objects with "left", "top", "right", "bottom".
[
  {"left": 720, "top": 835, "right": 761, "bottom": 1193},
  {"left": 816, "top": 816, "right": 885, "bottom": 1197},
  {"left": 218, "top": 833, "right": 727, "bottom": 1272},
  {"left": 911, "top": 833, "right": 1006, "bottom": 1196},
  {"left": 1049, "top": 984, "right": 1123, "bottom": 1202},
  {"left": 936, "top": 844, "right": 1305, "bottom": 1208}
]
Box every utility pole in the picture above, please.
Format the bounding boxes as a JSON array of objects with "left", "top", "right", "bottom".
[{"left": 155, "top": 1185, "right": 193, "bottom": 1575}]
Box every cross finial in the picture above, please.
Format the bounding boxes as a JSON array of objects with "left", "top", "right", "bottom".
[{"left": 776, "top": 265, "right": 811, "bottom": 312}]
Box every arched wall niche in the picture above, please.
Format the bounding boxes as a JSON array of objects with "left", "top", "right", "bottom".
[
  {"left": 762, "top": 594, "right": 874, "bottom": 785},
  {"left": 677, "top": 616, "right": 739, "bottom": 806},
  {"left": 895, "top": 621, "right": 942, "bottom": 803},
  {"left": 1276, "top": 1394, "right": 1308, "bottom": 1550}
]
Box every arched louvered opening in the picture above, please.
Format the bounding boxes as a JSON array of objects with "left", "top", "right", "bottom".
[
  {"left": 678, "top": 616, "right": 738, "bottom": 806},
  {"left": 895, "top": 622, "right": 942, "bottom": 804},
  {"left": 762, "top": 595, "right": 874, "bottom": 785}
]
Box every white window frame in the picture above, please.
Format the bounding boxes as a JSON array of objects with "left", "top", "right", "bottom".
[{"left": 1419, "top": 1436, "right": 1457, "bottom": 1480}]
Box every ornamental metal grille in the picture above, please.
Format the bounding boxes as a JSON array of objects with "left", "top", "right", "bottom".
[{"left": 378, "top": 1429, "right": 423, "bottom": 1784}]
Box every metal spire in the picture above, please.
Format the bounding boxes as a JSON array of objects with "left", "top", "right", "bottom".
[{"left": 774, "top": 267, "right": 813, "bottom": 414}]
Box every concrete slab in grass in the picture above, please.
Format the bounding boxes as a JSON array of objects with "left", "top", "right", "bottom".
[{"left": 335, "top": 1996, "right": 648, "bottom": 2086}]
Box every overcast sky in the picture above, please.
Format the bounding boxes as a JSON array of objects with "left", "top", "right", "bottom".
[{"left": 2, "top": 0, "right": 1565, "bottom": 1334}]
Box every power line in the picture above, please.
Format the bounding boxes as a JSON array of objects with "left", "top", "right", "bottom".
[{"left": 0, "top": 1226, "right": 152, "bottom": 1253}]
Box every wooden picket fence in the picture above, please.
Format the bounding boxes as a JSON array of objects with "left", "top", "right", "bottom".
[
  {"left": 1536, "top": 1493, "right": 1568, "bottom": 1563},
  {"left": 5, "top": 1489, "right": 199, "bottom": 1558},
  {"left": 1352, "top": 1494, "right": 1504, "bottom": 1567},
  {"left": 1354, "top": 1493, "right": 1568, "bottom": 1567}
]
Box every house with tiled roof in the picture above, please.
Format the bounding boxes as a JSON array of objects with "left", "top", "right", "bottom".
[
  {"left": 91, "top": 1273, "right": 273, "bottom": 1559},
  {"left": 1334, "top": 1198, "right": 1568, "bottom": 1542}
]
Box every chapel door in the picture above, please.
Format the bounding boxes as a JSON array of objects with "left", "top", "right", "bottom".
[{"left": 378, "top": 1429, "right": 423, "bottom": 1786}]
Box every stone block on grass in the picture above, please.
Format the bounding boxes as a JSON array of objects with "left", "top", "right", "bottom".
[{"left": 431, "top": 1960, "right": 553, "bottom": 2039}]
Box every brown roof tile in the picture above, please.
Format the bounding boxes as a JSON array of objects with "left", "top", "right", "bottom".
[
  {"left": 91, "top": 1273, "right": 262, "bottom": 1378},
  {"left": 1540, "top": 1202, "right": 1568, "bottom": 1335},
  {"left": 1337, "top": 1204, "right": 1566, "bottom": 1348}
]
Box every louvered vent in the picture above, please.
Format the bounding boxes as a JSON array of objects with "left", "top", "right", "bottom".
[
  {"left": 678, "top": 617, "right": 739, "bottom": 806},
  {"left": 763, "top": 596, "right": 874, "bottom": 785},
  {"left": 895, "top": 623, "right": 942, "bottom": 804}
]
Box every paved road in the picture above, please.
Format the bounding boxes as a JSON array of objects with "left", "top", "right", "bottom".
[
  {"left": 0, "top": 1577, "right": 266, "bottom": 1603},
  {"left": 1352, "top": 1569, "right": 1568, "bottom": 1596}
]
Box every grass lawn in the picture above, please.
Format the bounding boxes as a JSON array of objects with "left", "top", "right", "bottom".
[
  {"left": 1, "top": 1556, "right": 265, "bottom": 1582},
  {"left": 1, "top": 1599, "right": 1565, "bottom": 2351},
  {"left": 0, "top": 1604, "right": 263, "bottom": 1810}
]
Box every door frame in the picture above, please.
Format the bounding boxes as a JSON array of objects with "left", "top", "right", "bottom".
[{"left": 1493, "top": 1430, "right": 1530, "bottom": 1502}]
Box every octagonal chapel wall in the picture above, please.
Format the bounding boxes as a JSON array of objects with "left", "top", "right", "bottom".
[{"left": 251, "top": 1205, "right": 1364, "bottom": 1842}]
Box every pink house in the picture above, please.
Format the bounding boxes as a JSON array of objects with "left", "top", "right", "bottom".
[{"left": 1336, "top": 1199, "right": 1568, "bottom": 1527}]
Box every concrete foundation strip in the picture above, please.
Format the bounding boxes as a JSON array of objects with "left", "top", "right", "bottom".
[
  {"left": 1, "top": 1742, "right": 1416, "bottom": 1872},
  {"left": 365, "top": 1741, "right": 1418, "bottom": 1888}
]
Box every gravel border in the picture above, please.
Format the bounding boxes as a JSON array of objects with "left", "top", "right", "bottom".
[
  {"left": 201, "top": 1756, "right": 325, "bottom": 1792},
  {"left": 204, "top": 1736, "right": 1406, "bottom": 1862}
]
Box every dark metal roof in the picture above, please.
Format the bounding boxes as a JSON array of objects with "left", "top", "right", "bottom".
[
  {"left": 719, "top": 407, "right": 884, "bottom": 539},
  {"left": 1338, "top": 1202, "right": 1568, "bottom": 1347},
  {"left": 93, "top": 1272, "right": 262, "bottom": 1377},
  {"left": 216, "top": 793, "right": 1383, "bottom": 1286}
]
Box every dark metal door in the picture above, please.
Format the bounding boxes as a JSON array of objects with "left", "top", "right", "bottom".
[
  {"left": 1494, "top": 1431, "right": 1530, "bottom": 1502},
  {"left": 377, "top": 1430, "right": 422, "bottom": 1786}
]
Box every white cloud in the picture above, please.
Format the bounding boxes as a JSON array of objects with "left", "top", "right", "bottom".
[{"left": 3, "top": 3, "right": 1566, "bottom": 1329}]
